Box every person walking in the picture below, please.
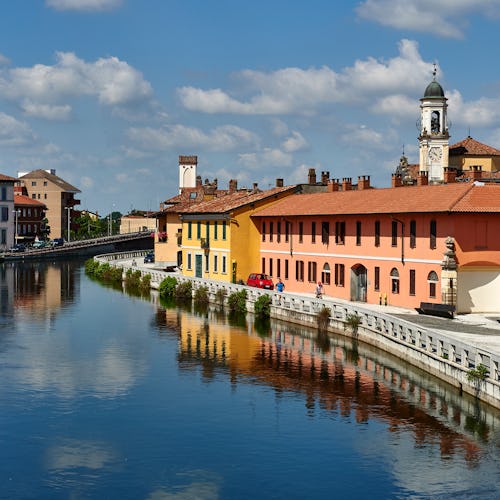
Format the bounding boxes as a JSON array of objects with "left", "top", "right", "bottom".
[
  {"left": 315, "top": 281, "right": 323, "bottom": 298},
  {"left": 276, "top": 278, "right": 285, "bottom": 292}
]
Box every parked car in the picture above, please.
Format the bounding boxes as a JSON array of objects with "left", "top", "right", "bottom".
[
  {"left": 10, "top": 243, "right": 26, "bottom": 252},
  {"left": 32, "top": 240, "right": 46, "bottom": 249},
  {"left": 246, "top": 273, "right": 274, "bottom": 290},
  {"left": 51, "top": 238, "right": 65, "bottom": 247},
  {"left": 144, "top": 252, "right": 155, "bottom": 263}
]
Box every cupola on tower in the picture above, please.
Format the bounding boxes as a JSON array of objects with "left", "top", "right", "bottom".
[{"left": 418, "top": 66, "right": 450, "bottom": 183}]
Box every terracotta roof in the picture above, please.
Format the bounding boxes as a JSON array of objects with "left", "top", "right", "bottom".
[
  {"left": 449, "top": 136, "right": 500, "bottom": 156},
  {"left": 20, "top": 169, "right": 81, "bottom": 193},
  {"left": 14, "top": 194, "right": 46, "bottom": 207},
  {"left": 252, "top": 183, "right": 500, "bottom": 217},
  {"left": 179, "top": 185, "right": 297, "bottom": 215},
  {"left": 0, "top": 173, "right": 16, "bottom": 182}
]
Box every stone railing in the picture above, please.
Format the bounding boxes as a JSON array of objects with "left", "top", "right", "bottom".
[{"left": 93, "top": 252, "right": 500, "bottom": 408}]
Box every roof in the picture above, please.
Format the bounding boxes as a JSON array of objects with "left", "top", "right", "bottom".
[
  {"left": 0, "top": 173, "right": 16, "bottom": 182},
  {"left": 179, "top": 185, "right": 297, "bottom": 215},
  {"left": 20, "top": 169, "right": 81, "bottom": 193},
  {"left": 252, "top": 183, "right": 500, "bottom": 217},
  {"left": 14, "top": 194, "right": 46, "bottom": 208},
  {"left": 423, "top": 80, "right": 445, "bottom": 98},
  {"left": 449, "top": 136, "right": 500, "bottom": 156}
]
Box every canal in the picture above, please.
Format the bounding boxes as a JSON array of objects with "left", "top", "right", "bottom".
[{"left": 0, "top": 260, "right": 498, "bottom": 499}]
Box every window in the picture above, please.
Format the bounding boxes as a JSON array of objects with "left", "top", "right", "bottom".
[
  {"left": 285, "top": 221, "right": 290, "bottom": 243},
  {"left": 322, "top": 263, "right": 331, "bottom": 285},
  {"left": 0, "top": 187, "right": 6, "bottom": 201},
  {"left": 356, "top": 221, "right": 362, "bottom": 246},
  {"left": 222, "top": 255, "right": 227, "bottom": 273},
  {"left": 43, "top": 181, "right": 47, "bottom": 186},
  {"left": 410, "top": 220, "right": 416, "bottom": 248},
  {"left": 374, "top": 266, "right": 380, "bottom": 291},
  {"left": 335, "top": 221, "right": 345, "bottom": 244},
  {"left": 322, "top": 222, "right": 329, "bottom": 245},
  {"left": 32, "top": 194, "right": 36, "bottom": 199},
  {"left": 1, "top": 229, "right": 5, "bottom": 244},
  {"left": 430, "top": 220, "right": 437, "bottom": 249},
  {"left": 308, "top": 261, "right": 317, "bottom": 282},
  {"left": 262, "top": 221, "right": 266, "bottom": 241},
  {"left": 188, "top": 222, "right": 192, "bottom": 239},
  {"left": 277, "top": 222, "right": 281, "bottom": 243},
  {"left": 269, "top": 222, "right": 274, "bottom": 242},
  {"left": 197, "top": 222, "right": 201, "bottom": 239},
  {"left": 375, "top": 220, "right": 380, "bottom": 247},
  {"left": 214, "top": 255, "right": 218, "bottom": 273},
  {"left": 277, "top": 259, "right": 281, "bottom": 279},
  {"left": 311, "top": 222, "right": 316, "bottom": 243},
  {"left": 299, "top": 222, "right": 303, "bottom": 243},
  {"left": 262, "top": 257, "right": 266, "bottom": 274},
  {"left": 428, "top": 271, "right": 438, "bottom": 298},
  {"left": 295, "top": 260, "right": 304, "bottom": 281},
  {"left": 391, "top": 221, "right": 398, "bottom": 246},
  {"left": 28, "top": 208, "right": 31, "bottom": 217},
  {"left": 284, "top": 259, "right": 289, "bottom": 279},
  {"left": 187, "top": 253, "right": 192, "bottom": 270},
  {"left": 390, "top": 268, "right": 400, "bottom": 294},
  {"left": 214, "top": 221, "right": 218, "bottom": 240},
  {"left": 222, "top": 221, "right": 227, "bottom": 240},
  {"left": 205, "top": 254, "right": 209, "bottom": 272},
  {"left": 1, "top": 207, "right": 7, "bottom": 222},
  {"left": 44, "top": 194, "right": 47, "bottom": 199},
  {"left": 31, "top": 181, "right": 37, "bottom": 186},
  {"left": 409, "top": 269, "right": 416, "bottom": 296},
  {"left": 334, "top": 263, "right": 345, "bottom": 286},
  {"left": 269, "top": 258, "right": 273, "bottom": 277}
]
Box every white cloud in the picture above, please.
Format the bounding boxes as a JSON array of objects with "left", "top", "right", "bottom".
[
  {"left": 281, "top": 131, "right": 308, "bottom": 153},
  {"left": 177, "top": 39, "right": 431, "bottom": 116},
  {"left": 46, "top": 0, "right": 123, "bottom": 11},
  {"left": 127, "top": 124, "right": 258, "bottom": 152},
  {"left": 340, "top": 124, "right": 397, "bottom": 152},
  {"left": 0, "top": 112, "right": 37, "bottom": 146},
  {"left": 0, "top": 52, "right": 152, "bottom": 114},
  {"left": 238, "top": 148, "right": 293, "bottom": 168},
  {"left": 373, "top": 94, "right": 417, "bottom": 119},
  {"left": 356, "top": 0, "right": 500, "bottom": 39},
  {"left": 447, "top": 89, "right": 500, "bottom": 128},
  {"left": 21, "top": 100, "right": 72, "bottom": 120},
  {"left": 0, "top": 53, "right": 10, "bottom": 66}
]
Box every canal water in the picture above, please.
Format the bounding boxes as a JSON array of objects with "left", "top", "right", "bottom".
[{"left": 0, "top": 260, "right": 498, "bottom": 499}]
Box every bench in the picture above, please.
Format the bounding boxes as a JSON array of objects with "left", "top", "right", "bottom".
[{"left": 415, "top": 302, "right": 455, "bottom": 319}]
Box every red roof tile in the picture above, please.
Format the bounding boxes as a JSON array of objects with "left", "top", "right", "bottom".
[
  {"left": 449, "top": 136, "right": 500, "bottom": 156},
  {"left": 252, "top": 183, "right": 500, "bottom": 217},
  {"left": 0, "top": 173, "right": 16, "bottom": 182},
  {"left": 14, "top": 194, "right": 46, "bottom": 207}
]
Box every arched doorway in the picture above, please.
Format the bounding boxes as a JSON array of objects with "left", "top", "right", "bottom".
[{"left": 350, "top": 264, "right": 367, "bottom": 302}]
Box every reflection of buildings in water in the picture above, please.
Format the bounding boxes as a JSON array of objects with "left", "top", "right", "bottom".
[
  {"left": 164, "top": 307, "right": 498, "bottom": 464},
  {"left": 1, "top": 261, "right": 79, "bottom": 323}
]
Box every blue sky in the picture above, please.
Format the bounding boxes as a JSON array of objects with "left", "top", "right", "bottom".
[{"left": 1, "top": 0, "right": 500, "bottom": 215}]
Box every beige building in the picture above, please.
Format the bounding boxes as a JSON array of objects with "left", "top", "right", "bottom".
[
  {"left": 17, "top": 169, "right": 80, "bottom": 239},
  {"left": 120, "top": 213, "right": 156, "bottom": 234}
]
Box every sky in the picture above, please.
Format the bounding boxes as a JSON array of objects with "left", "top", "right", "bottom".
[{"left": 2, "top": 0, "right": 500, "bottom": 215}]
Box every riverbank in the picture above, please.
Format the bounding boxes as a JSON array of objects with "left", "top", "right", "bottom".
[{"left": 93, "top": 252, "right": 500, "bottom": 409}]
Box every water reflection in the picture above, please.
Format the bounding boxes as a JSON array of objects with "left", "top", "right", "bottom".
[{"left": 155, "top": 303, "right": 499, "bottom": 467}]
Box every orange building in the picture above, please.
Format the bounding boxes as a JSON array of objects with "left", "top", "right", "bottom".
[{"left": 252, "top": 179, "right": 500, "bottom": 314}]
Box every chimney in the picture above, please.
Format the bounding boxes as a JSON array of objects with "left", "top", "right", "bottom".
[
  {"left": 276, "top": 178, "right": 284, "bottom": 187},
  {"left": 342, "top": 177, "right": 352, "bottom": 191},
  {"left": 470, "top": 165, "right": 482, "bottom": 180},
  {"left": 358, "top": 175, "right": 370, "bottom": 190},
  {"left": 417, "top": 171, "right": 428, "bottom": 186},
  {"left": 253, "top": 182, "right": 258, "bottom": 192},
  {"left": 308, "top": 168, "right": 316, "bottom": 184},
  {"left": 321, "top": 171, "right": 330, "bottom": 185},
  {"left": 444, "top": 167, "right": 457, "bottom": 183},
  {"left": 196, "top": 175, "right": 202, "bottom": 187},
  {"left": 327, "top": 179, "right": 340, "bottom": 192},
  {"left": 229, "top": 179, "right": 238, "bottom": 193},
  {"left": 392, "top": 174, "right": 402, "bottom": 188}
]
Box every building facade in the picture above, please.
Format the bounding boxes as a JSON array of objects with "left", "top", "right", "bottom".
[
  {"left": 14, "top": 194, "right": 47, "bottom": 243},
  {"left": 0, "top": 173, "right": 16, "bottom": 250}
]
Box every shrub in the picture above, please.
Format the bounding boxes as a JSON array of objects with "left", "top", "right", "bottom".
[
  {"left": 215, "top": 288, "right": 227, "bottom": 307},
  {"left": 125, "top": 268, "right": 142, "bottom": 288},
  {"left": 84, "top": 258, "right": 99, "bottom": 275},
  {"left": 175, "top": 280, "right": 192, "bottom": 300},
  {"left": 227, "top": 289, "right": 247, "bottom": 314},
  {"left": 159, "top": 276, "right": 177, "bottom": 298},
  {"left": 317, "top": 306, "right": 331, "bottom": 331},
  {"left": 345, "top": 313, "right": 362, "bottom": 334},
  {"left": 139, "top": 273, "right": 151, "bottom": 293},
  {"left": 254, "top": 294, "right": 271, "bottom": 319},
  {"left": 194, "top": 285, "right": 209, "bottom": 305},
  {"left": 466, "top": 363, "right": 489, "bottom": 383}
]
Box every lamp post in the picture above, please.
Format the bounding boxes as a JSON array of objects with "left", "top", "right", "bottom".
[
  {"left": 12, "top": 209, "right": 20, "bottom": 245},
  {"left": 65, "top": 206, "right": 71, "bottom": 242}
]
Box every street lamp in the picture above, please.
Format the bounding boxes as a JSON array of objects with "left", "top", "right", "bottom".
[
  {"left": 12, "top": 209, "right": 20, "bottom": 245},
  {"left": 65, "top": 206, "right": 71, "bottom": 243}
]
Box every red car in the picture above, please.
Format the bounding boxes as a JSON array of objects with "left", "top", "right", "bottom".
[{"left": 247, "top": 273, "right": 274, "bottom": 290}]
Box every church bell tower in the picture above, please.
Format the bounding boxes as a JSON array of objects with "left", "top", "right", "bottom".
[{"left": 418, "top": 66, "right": 450, "bottom": 183}]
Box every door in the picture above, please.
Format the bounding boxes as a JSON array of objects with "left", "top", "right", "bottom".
[
  {"left": 350, "top": 264, "right": 367, "bottom": 302},
  {"left": 195, "top": 254, "right": 203, "bottom": 278}
]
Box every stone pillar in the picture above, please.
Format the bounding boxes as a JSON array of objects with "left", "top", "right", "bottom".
[{"left": 441, "top": 236, "right": 457, "bottom": 308}]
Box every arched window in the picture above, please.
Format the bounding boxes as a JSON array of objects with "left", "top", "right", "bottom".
[
  {"left": 427, "top": 271, "right": 438, "bottom": 298},
  {"left": 322, "top": 263, "right": 331, "bottom": 285},
  {"left": 390, "top": 267, "right": 399, "bottom": 294}
]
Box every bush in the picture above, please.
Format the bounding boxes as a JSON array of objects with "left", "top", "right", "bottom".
[
  {"left": 254, "top": 294, "right": 271, "bottom": 319},
  {"left": 159, "top": 276, "right": 177, "bottom": 298},
  {"left": 175, "top": 281, "right": 192, "bottom": 300},
  {"left": 84, "top": 258, "right": 99, "bottom": 275},
  {"left": 345, "top": 313, "right": 362, "bottom": 334},
  {"left": 194, "top": 285, "right": 209, "bottom": 305},
  {"left": 125, "top": 268, "right": 142, "bottom": 288},
  {"left": 139, "top": 273, "right": 151, "bottom": 293},
  {"left": 466, "top": 363, "right": 489, "bottom": 383},
  {"left": 317, "top": 306, "right": 331, "bottom": 331},
  {"left": 215, "top": 288, "right": 227, "bottom": 307},
  {"left": 228, "top": 289, "right": 247, "bottom": 314}
]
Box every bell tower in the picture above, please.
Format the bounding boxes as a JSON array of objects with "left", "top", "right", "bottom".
[
  {"left": 178, "top": 155, "right": 197, "bottom": 193},
  {"left": 418, "top": 65, "right": 450, "bottom": 183}
]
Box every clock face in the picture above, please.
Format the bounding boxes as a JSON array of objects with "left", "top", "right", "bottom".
[{"left": 428, "top": 147, "right": 442, "bottom": 162}]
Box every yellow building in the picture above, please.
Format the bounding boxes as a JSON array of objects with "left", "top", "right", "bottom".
[
  {"left": 449, "top": 136, "right": 500, "bottom": 173},
  {"left": 179, "top": 181, "right": 297, "bottom": 283}
]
